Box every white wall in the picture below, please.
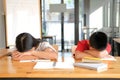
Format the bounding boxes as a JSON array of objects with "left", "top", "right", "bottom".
[
  {"left": 0, "top": 0, "right": 41, "bottom": 48},
  {"left": 0, "top": 0, "right": 5, "bottom": 48},
  {"left": 5, "top": 0, "right": 41, "bottom": 47},
  {"left": 89, "top": 0, "right": 110, "bottom": 14},
  {"left": 89, "top": 0, "right": 110, "bottom": 30}
]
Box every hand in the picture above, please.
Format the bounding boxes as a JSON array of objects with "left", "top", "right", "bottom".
[
  {"left": 17, "top": 51, "right": 34, "bottom": 59},
  {"left": 99, "top": 50, "right": 109, "bottom": 58},
  {"left": 12, "top": 51, "right": 22, "bottom": 60},
  {"left": 12, "top": 50, "right": 36, "bottom": 60}
]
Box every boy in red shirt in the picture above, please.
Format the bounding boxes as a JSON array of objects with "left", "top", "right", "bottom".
[{"left": 74, "top": 32, "right": 112, "bottom": 59}]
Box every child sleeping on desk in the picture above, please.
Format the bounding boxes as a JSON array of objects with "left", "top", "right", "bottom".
[
  {"left": 12, "top": 33, "right": 58, "bottom": 61},
  {"left": 73, "top": 31, "right": 114, "bottom": 60}
]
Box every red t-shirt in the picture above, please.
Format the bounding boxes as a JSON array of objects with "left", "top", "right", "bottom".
[{"left": 75, "top": 40, "right": 111, "bottom": 54}]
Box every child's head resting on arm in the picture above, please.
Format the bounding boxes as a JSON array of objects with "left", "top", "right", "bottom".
[
  {"left": 15, "top": 32, "right": 40, "bottom": 52},
  {"left": 89, "top": 31, "right": 107, "bottom": 51},
  {"left": 12, "top": 33, "right": 58, "bottom": 61}
]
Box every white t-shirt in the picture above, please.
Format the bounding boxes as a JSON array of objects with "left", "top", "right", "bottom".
[{"left": 35, "top": 42, "right": 57, "bottom": 53}]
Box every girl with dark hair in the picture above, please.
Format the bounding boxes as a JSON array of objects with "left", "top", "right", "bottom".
[{"left": 12, "top": 33, "right": 58, "bottom": 60}]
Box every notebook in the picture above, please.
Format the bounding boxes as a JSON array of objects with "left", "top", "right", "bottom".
[{"left": 74, "top": 62, "right": 108, "bottom": 72}]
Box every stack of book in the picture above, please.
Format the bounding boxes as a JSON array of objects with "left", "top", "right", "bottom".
[{"left": 74, "top": 57, "right": 109, "bottom": 72}]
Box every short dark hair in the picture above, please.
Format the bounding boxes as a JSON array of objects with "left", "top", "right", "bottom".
[
  {"left": 89, "top": 32, "right": 107, "bottom": 51},
  {"left": 15, "top": 33, "right": 40, "bottom": 52}
]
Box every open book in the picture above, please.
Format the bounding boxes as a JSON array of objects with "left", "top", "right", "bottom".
[
  {"left": 74, "top": 62, "right": 108, "bottom": 72},
  {"left": 33, "top": 61, "right": 74, "bottom": 70}
]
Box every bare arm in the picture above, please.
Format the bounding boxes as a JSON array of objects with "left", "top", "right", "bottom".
[
  {"left": 84, "top": 49, "right": 109, "bottom": 58},
  {"left": 74, "top": 48, "right": 109, "bottom": 59},
  {"left": 12, "top": 47, "right": 58, "bottom": 61},
  {"left": 74, "top": 50, "right": 93, "bottom": 59},
  {"left": 11, "top": 51, "right": 38, "bottom": 60},
  {"left": 32, "top": 48, "right": 58, "bottom": 60}
]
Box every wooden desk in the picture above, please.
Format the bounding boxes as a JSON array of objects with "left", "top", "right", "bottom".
[{"left": 0, "top": 49, "right": 120, "bottom": 79}]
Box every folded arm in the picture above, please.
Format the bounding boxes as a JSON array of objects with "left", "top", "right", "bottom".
[
  {"left": 74, "top": 51, "right": 93, "bottom": 59},
  {"left": 12, "top": 48, "right": 58, "bottom": 61},
  {"left": 84, "top": 49, "right": 109, "bottom": 58},
  {"left": 11, "top": 50, "right": 39, "bottom": 60},
  {"left": 32, "top": 48, "right": 58, "bottom": 60},
  {"left": 74, "top": 49, "right": 109, "bottom": 59}
]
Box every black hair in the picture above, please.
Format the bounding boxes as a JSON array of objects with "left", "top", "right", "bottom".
[
  {"left": 15, "top": 32, "right": 40, "bottom": 52},
  {"left": 89, "top": 31, "right": 107, "bottom": 51}
]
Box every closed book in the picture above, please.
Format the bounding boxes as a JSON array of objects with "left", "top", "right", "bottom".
[
  {"left": 82, "top": 57, "right": 102, "bottom": 63},
  {"left": 74, "top": 62, "right": 108, "bottom": 72},
  {"left": 82, "top": 56, "right": 116, "bottom": 63}
]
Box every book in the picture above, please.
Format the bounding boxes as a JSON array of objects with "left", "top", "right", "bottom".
[
  {"left": 74, "top": 62, "right": 108, "bottom": 72},
  {"left": 81, "top": 56, "right": 116, "bottom": 63},
  {"left": 33, "top": 61, "right": 74, "bottom": 70},
  {"left": 82, "top": 57, "right": 102, "bottom": 63}
]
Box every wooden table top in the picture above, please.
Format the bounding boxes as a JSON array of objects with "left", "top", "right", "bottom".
[{"left": 0, "top": 49, "right": 120, "bottom": 78}]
